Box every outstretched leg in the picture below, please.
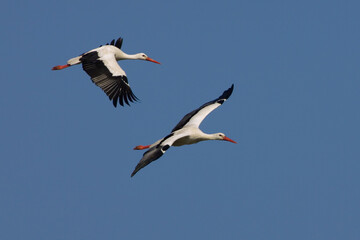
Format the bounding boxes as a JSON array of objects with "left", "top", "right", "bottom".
[
  {"left": 52, "top": 64, "right": 71, "bottom": 70},
  {"left": 133, "top": 145, "right": 151, "bottom": 150}
]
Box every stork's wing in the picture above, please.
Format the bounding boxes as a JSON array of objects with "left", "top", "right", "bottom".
[
  {"left": 131, "top": 146, "right": 167, "bottom": 177},
  {"left": 80, "top": 51, "right": 138, "bottom": 107},
  {"left": 100, "top": 37, "right": 123, "bottom": 49},
  {"left": 131, "top": 132, "right": 188, "bottom": 177},
  {"left": 171, "top": 84, "right": 234, "bottom": 132}
]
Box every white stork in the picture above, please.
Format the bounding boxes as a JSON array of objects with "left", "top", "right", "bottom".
[
  {"left": 52, "top": 37, "right": 160, "bottom": 107},
  {"left": 131, "top": 84, "right": 236, "bottom": 177}
]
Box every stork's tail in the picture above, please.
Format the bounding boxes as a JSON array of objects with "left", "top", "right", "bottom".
[
  {"left": 67, "top": 56, "right": 82, "bottom": 65},
  {"left": 52, "top": 56, "right": 82, "bottom": 70}
]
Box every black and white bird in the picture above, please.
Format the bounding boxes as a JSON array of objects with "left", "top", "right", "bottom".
[
  {"left": 131, "top": 84, "right": 236, "bottom": 177},
  {"left": 52, "top": 37, "right": 160, "bottom": 107}
]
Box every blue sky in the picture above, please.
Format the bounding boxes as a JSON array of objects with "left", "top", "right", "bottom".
[{"left": 1, "top": 0, "right": 359, "bottom": 239}]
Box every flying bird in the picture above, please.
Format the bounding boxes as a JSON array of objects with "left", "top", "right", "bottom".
[
  {"left": 131, "top": 84, "right": 236, "bottom": 177},
  {"left": 52, "top": 37, "right": 160, "bottom": 107}
]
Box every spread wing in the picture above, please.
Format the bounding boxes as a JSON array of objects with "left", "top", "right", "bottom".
[
  {"left": 80, "top": 51, "right": 138, "bottom": 107},
  {"left": 171, "top": 84, "right": 234, "bottom": 132},
  {"left": 131, "top": 132, "right": 188, "bottom": 177},
  {"left": 100, "top": 37, "right": 123, "bottom": 49}
]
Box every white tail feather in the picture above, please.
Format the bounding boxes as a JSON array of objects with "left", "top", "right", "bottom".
[{"left": 67, "top": 56, "right": 81, "bottom": 66}]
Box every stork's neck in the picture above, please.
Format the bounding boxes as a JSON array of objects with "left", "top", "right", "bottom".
[
  {"left": 208, "top": 133, "right": 222, "bottom": 140},
  {"left": 192, "top": 131, "right": 219, "bottom": 142},
  {"left": 115, "top": 51, "right": 140, "bottom": 60},
  {"left": 172, "top": 129, "right": 224, "bottom": 147},
  {"left": 198, "top": 132, "right": 226, "bottom": 141}
]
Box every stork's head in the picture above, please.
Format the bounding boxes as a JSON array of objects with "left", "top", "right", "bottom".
[
  {"left": 137, "top": 53, "right": 161, "bottom": 64},
  {"left": 215, "top": 133, "right": 237, "bottom": 143}
]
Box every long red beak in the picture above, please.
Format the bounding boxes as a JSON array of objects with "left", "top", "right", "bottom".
[
  {"left": 146, "top": 57, "right": 161, "bottom": 64},
  {"left": 223, "top": 136, "right": 237, "bottom": 144}
]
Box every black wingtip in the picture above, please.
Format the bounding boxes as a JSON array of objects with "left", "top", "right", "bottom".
[
  {"left": 112, "top": 97, "right": 118, "bottom": 107},
  {"left": 115, "top": 37, "right": 123, "bottom": 49},
  {"left": 106, "top": 37, "right": 123, "bottom": 49},
  {"left": 131, "top": 165, "right": 141, "bottom": 177},
  {"left": 219, "top": 84, "right": 234, "bottom": 100},
  {"left": 110, "top": 95, "right": 140, "bottom": 108}
]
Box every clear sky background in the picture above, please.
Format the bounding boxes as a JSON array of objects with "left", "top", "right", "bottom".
[{"left": 1, "top": 0, "right": 359, "bottom": 239}]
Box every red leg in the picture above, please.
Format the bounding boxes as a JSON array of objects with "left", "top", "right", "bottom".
[
  {"left": 133, "top": 145, "right": 151, "bottom": 150},
  {"left": 52, "top": 64, "right": 70, "bottom": 70}
]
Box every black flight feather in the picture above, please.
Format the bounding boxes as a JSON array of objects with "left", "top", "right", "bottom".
[
  {"left": 171, "top": 84, "right": 234, "bottom": 132},
  {"left": 80, "top": 51, "right": 138, "bottom": 107}
]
